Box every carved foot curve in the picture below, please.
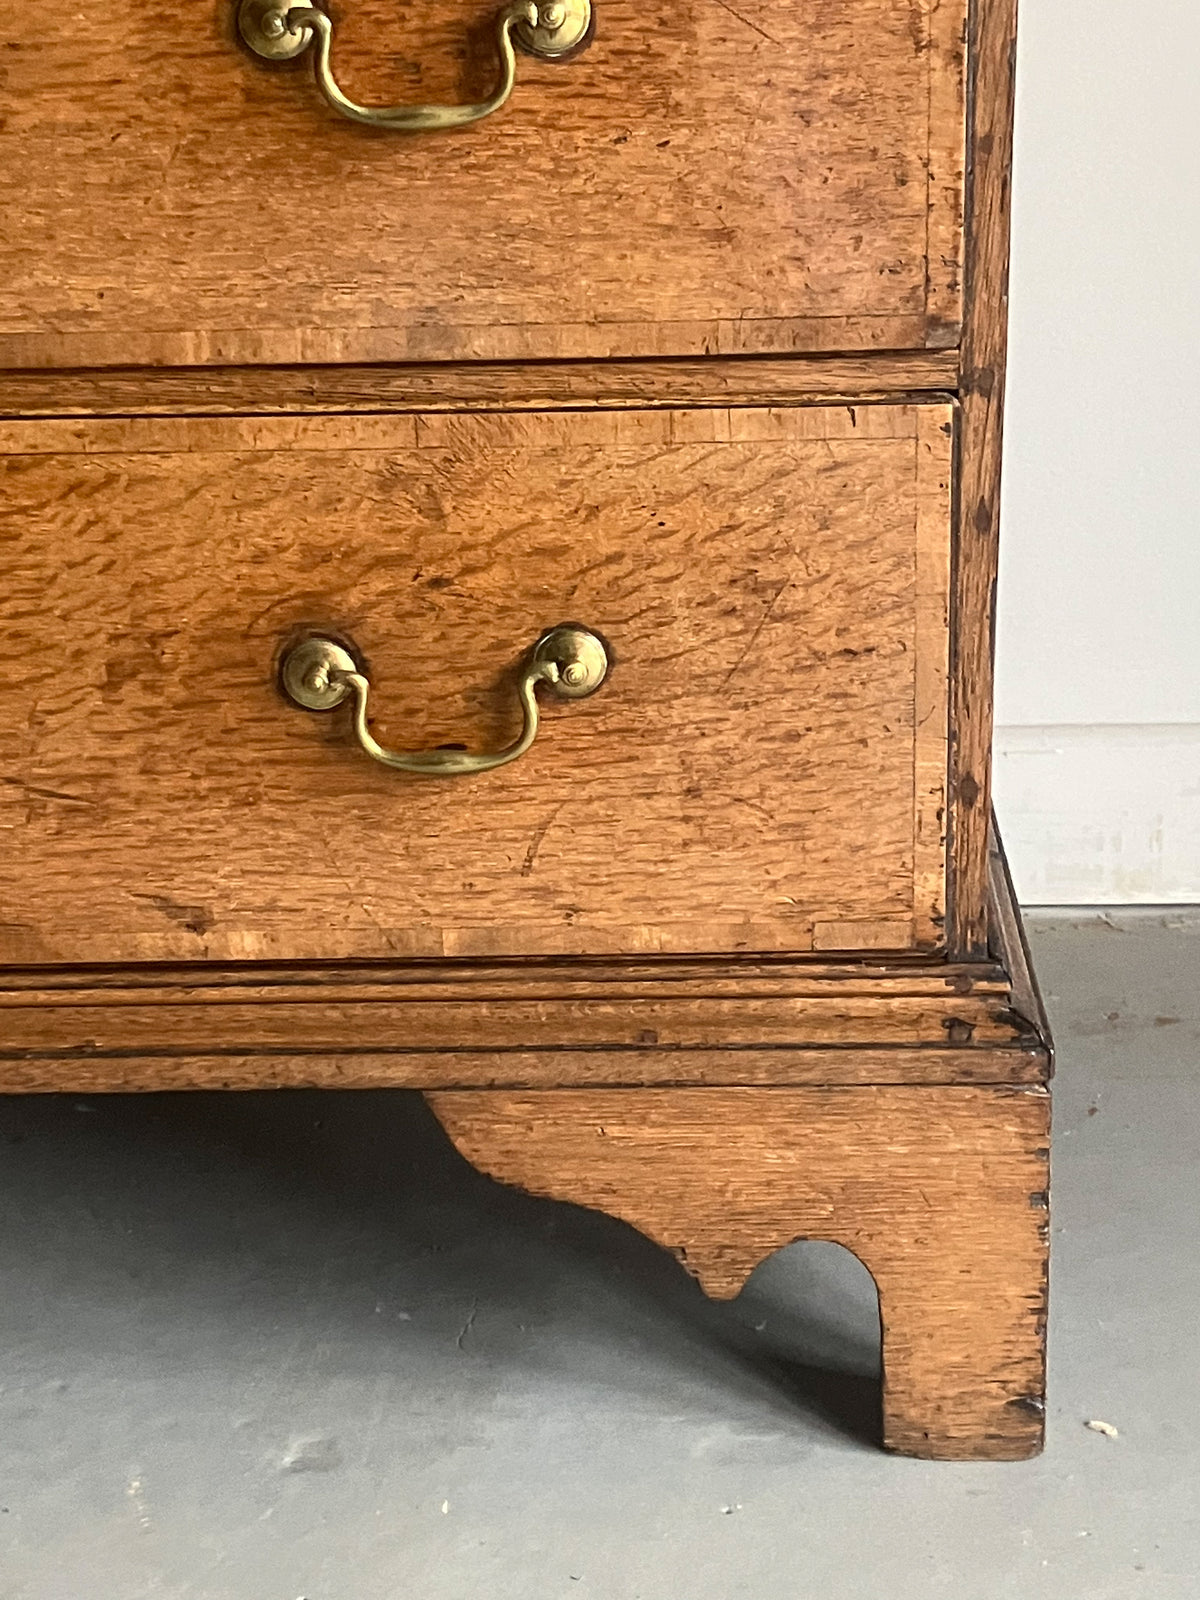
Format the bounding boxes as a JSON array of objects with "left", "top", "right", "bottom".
[{"left": 426, "top": 1085, "right": 1049, "bottom": 1460}]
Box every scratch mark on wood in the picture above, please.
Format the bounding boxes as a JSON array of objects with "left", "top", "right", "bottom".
[
  {"left": 0, "top": 776, "right": 94, "bottom": 806},
  {"left": 720, "top": 579, "right": 790, "bottom": 691},
  {"left": 521, "top": 804, "right": 565, "bottom": 878},
  {"left": 711, "top": 0, "right": 781, "bottom": 47},
  {"left": 129, "top": 893, "right": 213, "bottom": 936}
]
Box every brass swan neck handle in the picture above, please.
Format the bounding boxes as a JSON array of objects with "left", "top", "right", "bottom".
[
  {"left": 238, "top": 0, "right": 593, "bottom": 134},
  {"left": 279, "top": 625, "right": 609, "bottom": 776}
]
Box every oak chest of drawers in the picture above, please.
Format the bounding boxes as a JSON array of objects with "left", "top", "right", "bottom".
[{"left": 1, "top": 0, "right": 1050, "bottom": 1458}]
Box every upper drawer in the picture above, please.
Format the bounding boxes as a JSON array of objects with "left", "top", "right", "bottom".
[
  {"left": 1, "top": 0, "right": 965, "bottom": 369},
  {"left": 0, "top": 402, "right": 950, "bottom": 963}
]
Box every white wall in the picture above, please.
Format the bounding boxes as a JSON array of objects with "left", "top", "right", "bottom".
[{"left": 994, "top": 0, "right": 1200, "bottom": 901}]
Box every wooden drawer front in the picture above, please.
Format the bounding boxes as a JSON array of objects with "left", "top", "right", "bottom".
[
  {"left": 2, "top": 1, "right": 963, "bottom": 369},
  {"left": 0, "top": 404, "right": 950, "bottom": 962}
]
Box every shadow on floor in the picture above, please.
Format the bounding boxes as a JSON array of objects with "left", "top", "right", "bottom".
[{"left": 0, "top": 1088, "right": 882, "bottom": 1450}]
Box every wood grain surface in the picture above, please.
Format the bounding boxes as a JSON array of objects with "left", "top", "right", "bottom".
[
  {"left": 0, "top": 403, "right": 951, "bottom": 963},
  {"left": 0, "top": 352, "right": 960, "bottom": 420},
  {"left": 429, "top": 1083, "right": 1050, "bottom": 1459},
  {"left": 0, "top": 0, "right": 964, "bottom": 368}
]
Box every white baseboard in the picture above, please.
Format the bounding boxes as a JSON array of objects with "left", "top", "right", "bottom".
[{"left": 993, "top": 724, "right": 1200, "bottom": 904}]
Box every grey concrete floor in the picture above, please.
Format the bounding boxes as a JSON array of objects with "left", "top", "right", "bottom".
[{"left": 1, "top": 915, "right": 1197, "bottom": 1599}]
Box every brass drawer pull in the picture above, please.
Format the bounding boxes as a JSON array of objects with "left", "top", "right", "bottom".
[
  {"left": 280, "top": 625, "right": 608, "bottom": 775},
  {"left": 238, "top": 0, "right": 592, "bottom": 133}
]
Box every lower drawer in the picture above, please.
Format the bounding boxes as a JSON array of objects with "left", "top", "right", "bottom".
[{"left": 0, "top": 403, "right": 951, "bottom": 962}]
